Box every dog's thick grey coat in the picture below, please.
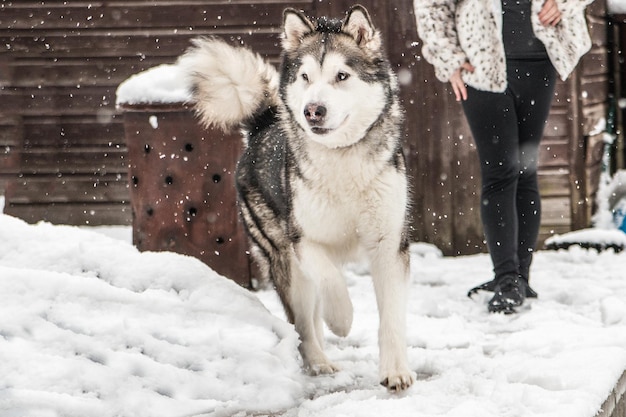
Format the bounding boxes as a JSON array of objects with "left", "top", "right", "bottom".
[{"left": 180, "top": 5, "right": 415, "bottom": 391}]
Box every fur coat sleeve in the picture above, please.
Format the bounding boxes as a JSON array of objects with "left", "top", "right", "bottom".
[
  {"left": 414, "top": 0, "right": 468, "bottom": 84},
  {"left": 532, "top": 0, "right": 594, "bottom": 81},
  {"left": 415, "top": 0, "right": 594, "bottom": 92}
]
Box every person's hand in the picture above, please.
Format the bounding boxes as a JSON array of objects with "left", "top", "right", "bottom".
[
  {"left": 539, "top": 0, "right": 561, "bottom": 26},
  {"left": 450, "top": 62, "right": 474, "bottom": 101}
]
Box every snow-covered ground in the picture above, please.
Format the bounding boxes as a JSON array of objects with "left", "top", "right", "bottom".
[{"left": 1, "top": 197, "right": 626, "bottom": 417}]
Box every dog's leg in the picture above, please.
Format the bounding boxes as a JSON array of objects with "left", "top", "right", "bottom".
[
  {"left": 288, "top": 249, "right": 340, "bottom": 375},
  {"left": 241, "top": 199, "right": 338, "bottom": 374},
  {"left": 299, "top": 241, "right": 354, "bottom": 338},
  {"left": 370, "top": 243, "right": 415, "bottom": 392},
  {"left": 320, "top": 271, "right": 353, "bottom": 338}
]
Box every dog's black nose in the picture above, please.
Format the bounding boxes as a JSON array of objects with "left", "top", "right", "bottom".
[{"left": 304, "top": 103, "right": 327, "bottom": 125}]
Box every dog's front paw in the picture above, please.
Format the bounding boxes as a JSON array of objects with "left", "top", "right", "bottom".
[
  {"left": 380, "top": 369, "right": 415, "bottom": 392},
  {"left": 308, "top": 360, "right": 340, "bottom": 376}
]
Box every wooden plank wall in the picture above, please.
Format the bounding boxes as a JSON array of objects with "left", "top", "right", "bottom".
[
  {"left": 579, "top": 0, "right": 611, "bottom": 221},
  {"left": 611, "top": 14, "right": 626, "bottom": 172},
  {"left": 408, "top": 63, "right": 486, "bottom": 256},
  {"left": 0, "top": 0, "right": 311, "bottom": 225},
  {"left": 538, "top": 0, "right": 610, "bottom": 241},
  {"left": 0, "top": 0, "right": 609, "bottom": 256},
  {"left": 0, "top": 0, "right": 426, "bottom": 231}
]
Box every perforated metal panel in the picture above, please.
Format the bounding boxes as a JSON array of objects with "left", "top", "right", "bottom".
[{"left": 122, "top": 105, "right": 252, "bottom": 287}]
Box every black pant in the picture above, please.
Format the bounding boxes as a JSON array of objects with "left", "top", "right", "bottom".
[{"left": 462, "top": 59, "right": 557, "bottom": 281}]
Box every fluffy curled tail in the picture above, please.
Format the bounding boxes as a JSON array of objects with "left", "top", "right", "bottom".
[{"left": 178, "top": 37, "right": 280, "bottom": 132}]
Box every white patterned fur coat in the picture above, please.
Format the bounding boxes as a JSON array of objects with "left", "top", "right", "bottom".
[{"left": 415, "top": 0, "right": 594, "bottom": 92}]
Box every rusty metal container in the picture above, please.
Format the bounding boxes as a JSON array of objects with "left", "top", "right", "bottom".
[{"left": 121, "top": 104, "right": 252, "bottom": 287}]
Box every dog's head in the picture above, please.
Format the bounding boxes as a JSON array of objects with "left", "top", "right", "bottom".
[{"left": 280, "top": 5, "right": 392, "bottom": 149}]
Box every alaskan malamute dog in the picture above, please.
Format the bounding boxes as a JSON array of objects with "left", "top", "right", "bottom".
[{"left": 180, "top": 4, "right": 414, "bottom": 391}]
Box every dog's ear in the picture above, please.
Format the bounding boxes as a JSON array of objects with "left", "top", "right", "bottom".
[
  {"left": 282, "top": 8, "right": 315, "bottom": 51},
  {"left": 342, "top": 5, "right": 381, "bottom": 51}
]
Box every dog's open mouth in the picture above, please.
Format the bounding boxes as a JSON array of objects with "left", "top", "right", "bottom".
[
  {"left": 310, "top": 127, "right": 332, "bottom": 135},
  {"left": 309, "top": 117, "right": 348, "bottom": 135}
]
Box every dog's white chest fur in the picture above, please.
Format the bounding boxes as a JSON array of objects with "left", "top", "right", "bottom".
[
  {"left": 292, "top": 143, "right": 405, "bottom": 250},
  {"left": 293, "top": 179, "right": 360, "bottom": 248}
]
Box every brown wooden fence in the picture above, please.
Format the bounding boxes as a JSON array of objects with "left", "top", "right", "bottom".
[{"left": 0, "top": 0, "right": 612, "bottom": 257}]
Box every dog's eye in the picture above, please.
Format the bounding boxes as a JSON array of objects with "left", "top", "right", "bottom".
[
  {"left": 337, "top": 72, "right": 350, "bottom": 82},
  {"left": 301, "top": 73, "right": 309, "bottom": 82}
]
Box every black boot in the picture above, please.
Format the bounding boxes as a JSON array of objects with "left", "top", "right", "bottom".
[
  {"left": 522, "top": 277, "right": 538, "bottom": 298},
  {"left": 487, "top": 275, "right": 525, "bottom": 314},
  {"left": 468, "top": 276, "right": 538, "bottom": 299}
]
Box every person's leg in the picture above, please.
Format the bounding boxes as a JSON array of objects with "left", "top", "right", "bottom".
[
  {"left": 462, "top": 87, "right": 521, "bottom": 281},
  {"left": 508, "top": 60, "right": 557, "bottom": 282}
]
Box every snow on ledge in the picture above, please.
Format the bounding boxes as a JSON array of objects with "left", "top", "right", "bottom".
[
  {"left": 545, "top": 228, "right": 626, "bottom": 251},
  {"left": 115, "top": 64, "right": 192, "bottom": 107},
  {"left": 609, "top": 0, "right": 626, "bottom": 14}
]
